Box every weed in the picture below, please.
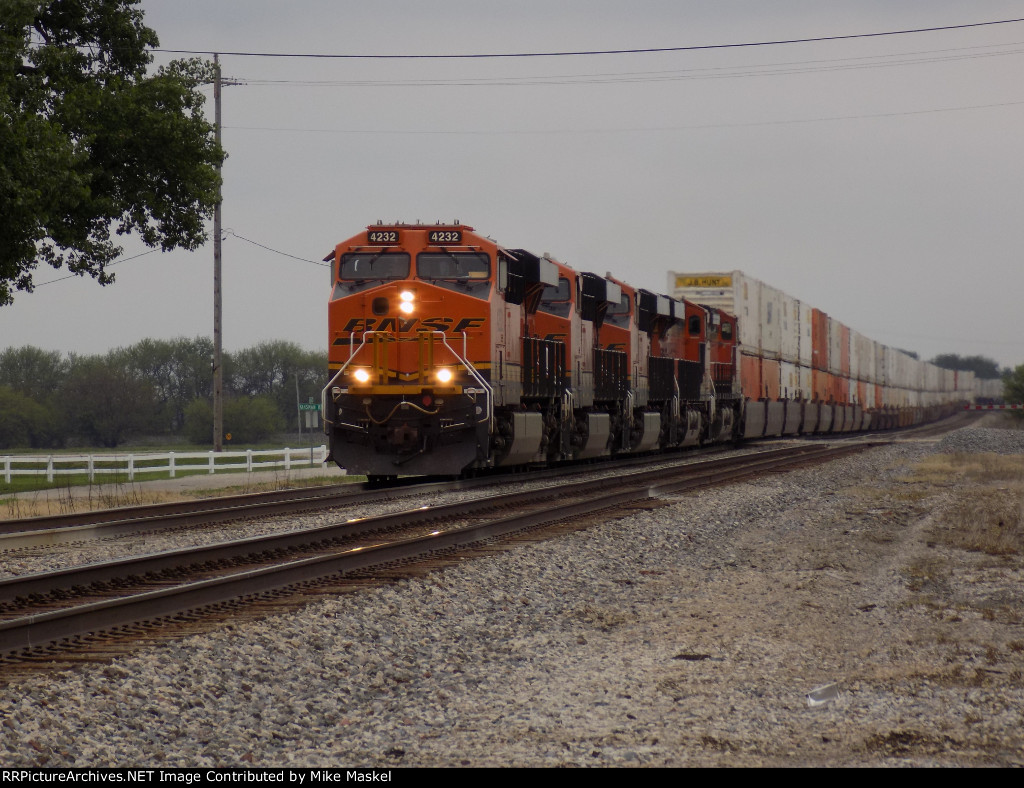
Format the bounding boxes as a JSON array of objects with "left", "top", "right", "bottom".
[
  {"left": 902, "top": 555, "right": 950, "bottom": 594},
  {"left": 931, "top": 488, "right": 1023, "bottom": 556}
]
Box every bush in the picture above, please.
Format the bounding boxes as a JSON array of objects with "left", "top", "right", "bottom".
[
  {"left": 183, "top": 395, "right": 285, "bottom": 445},
  {"left": 0, "top": 385, "right": 63, "bottom": 449}
]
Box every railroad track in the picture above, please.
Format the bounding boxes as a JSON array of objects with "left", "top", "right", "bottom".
[
  {"left": 0, "top": 442, "right": 880, "bottom": 666},
  {"left": 0, "top": 446, "right": 742, "bottom": 549}
]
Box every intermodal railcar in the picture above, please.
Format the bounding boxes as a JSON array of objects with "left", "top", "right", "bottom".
[{"left": 322, "top": 222, "right": 969, "bottom": 478}]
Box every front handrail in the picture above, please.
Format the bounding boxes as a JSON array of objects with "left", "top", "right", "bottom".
[{"left": 322, "top": 329, "right": 494, "bottom": 432}]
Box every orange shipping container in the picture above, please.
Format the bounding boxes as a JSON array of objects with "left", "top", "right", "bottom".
[
  {"left": 761, "top": 358, "right": 781, "bottom": 401},
  {"left": 811, "top": 309, "right": 829, "bottom": 371},
  {"left": 831, "top": 375, "right": 849, "bottom": 405},
  {"left": 741, "top": 353, "right": 762, "bottom": 400},
  {"left": 813, "top": 368, "right": 832, "bottom": 401}
]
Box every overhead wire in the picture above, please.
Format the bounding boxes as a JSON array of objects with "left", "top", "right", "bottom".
[
  {"left": 32, "top": 249, "right": 160, "bottom": 288},
  {"left": 152, "top": 17, "right": 1024, "bottom": 59},
  {"left": 224, "top": 231, "right": 327, "bottom": 266},
  {"left": 236, "top": 41, "right": 1024, "bottom": 88}
]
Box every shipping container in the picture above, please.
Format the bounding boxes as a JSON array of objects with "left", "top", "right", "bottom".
[
  {"left": 780, "top": 292, "right": 801, "bottom": 363},
  {"left": 740, "top": 351, "right": 762, "bottom": 400},
  {"left": 811, "top": 308, "right": 829, "bottom": 372},
  {"left": 798, "top": 301, "right": 814, "bottom": 367}
]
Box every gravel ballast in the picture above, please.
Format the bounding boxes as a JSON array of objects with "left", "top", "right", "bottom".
[{"left": 1, "top": 422, "right": 1022, "bottom": 767}]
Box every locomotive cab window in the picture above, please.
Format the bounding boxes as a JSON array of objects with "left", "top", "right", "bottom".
[
  {"left": 539, "top": 277, "right": 572, "bottom": 317},
  {"left": 416, "top": 252, "right": 491, "bottom": 297},
  {"left": 339, "top": 252, "right": 410, "bottom": 281},
  {"left": 605, "top": 293, "right": 631, "bottom": 328},
  {"left": 721, "top": 321, "right": 734, "bottom": 340},
  {"left": 688, "top": 315, "right": 702, "bottom": 336},
  {"left": 334, "top": 252, "right": 410, "bottom": 297}
]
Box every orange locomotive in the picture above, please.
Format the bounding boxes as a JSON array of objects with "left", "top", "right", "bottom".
[{"left": 321, "top": 222, "right": 741, "bottom": 478}]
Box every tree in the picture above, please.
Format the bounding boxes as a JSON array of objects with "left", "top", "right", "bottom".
[
  {"left": 59, "top": 356, "right": 156, "bottom": 447},
  {"left": 0, "top": 0, "right": 224, "bottom": 305},
  {"left": 0, "top": 345, "right": 68, "bottom": 400},
  {"left": 184, "top": 395, "right": 284, "bottom": 445},
  {"left": 110, "top": 336, "right": 213, "bottom": 432},
  {"left": 929, "top": 353, "right": 1003, "bottom": 380},
  {"left": 1004, "top": 365, "right": 1024, "bottom": 406},
  {"left": 0, "top": 385, "right": 61, "bottom": 449},
  {"left": 230, "top": 341, "right": 327, "bottom": 429}
]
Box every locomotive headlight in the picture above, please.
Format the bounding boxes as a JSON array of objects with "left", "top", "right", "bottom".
[
  {"left": 399, "top": 300, "right": 414, "bottom": 315},
  {"left": 352, "top": 368, "right": 371, "bottom": 384},
  {"left": 436, "top": 367, "right": 453, "bottom": 384},
  {"left": 399, "top": 290, "right": 414, "bottom": 302}
]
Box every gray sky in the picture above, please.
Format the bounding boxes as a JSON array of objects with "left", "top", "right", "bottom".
[{"left": 4, "top": 1, "right": 1023, "bottom": 368}]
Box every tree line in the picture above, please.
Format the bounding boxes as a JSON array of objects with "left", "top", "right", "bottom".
[{"left": 0, "top": 338, "right": 326, "bottom": 450}]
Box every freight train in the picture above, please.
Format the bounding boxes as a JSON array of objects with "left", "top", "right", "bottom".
[{"left": 321, "top": 222, "right": 973, "bottom": 479}]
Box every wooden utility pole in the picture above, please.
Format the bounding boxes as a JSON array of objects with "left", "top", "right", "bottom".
[{"left": 213, "top": 53, "right": 224, "bottom": 451}]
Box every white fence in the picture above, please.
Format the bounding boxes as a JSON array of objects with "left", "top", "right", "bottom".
[{"left": 2, "top": 446, "right": 333, "bottom": 485}]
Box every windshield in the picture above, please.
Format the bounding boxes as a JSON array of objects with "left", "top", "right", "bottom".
[
  {"left": 606, "top": 293, "right": 631, "bottom": 328},
  {"left": 539, "top": 277, "right": 572, "bottom": 317},
  {"left": 416, "top": 252, "right": 491, "bottom": 298},
  {"left": 417, "top": 252, "right": 490, "bottom": 280},
  {"left": 338, "top": 252, "right": 410, "bottom": 281}
]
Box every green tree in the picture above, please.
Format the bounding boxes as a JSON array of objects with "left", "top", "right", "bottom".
[
  {"left": 184, "top": 395, "right": 284, "bottom": 445},
  {"left": 1004, "top": 365, "right": 1024, "bottom": 406},
  {"left": 930, "top": 353, "right": 1003, "bottom": 380},
  {"left": 0, "top": 385, "right": 61, "bottom": 449},
  {"left": 59, "top": 356, "right": 156, "bottom": 447},
  {"left": 111, "top": 336, "right": 213, "bottom": 432},
  {"left": 0, "top": 345, "right": 68, "bottom": 400},
  {"left": 0, "top": 0, "right": 224, "bottom": 305},
  {"left": 230, "top": 341, "right": 327, "bottom": 429}
]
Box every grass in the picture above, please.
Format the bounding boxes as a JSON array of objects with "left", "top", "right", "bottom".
[
  {"left": 1, "top": 471, "right": 362, "bottom": 520},
  {"left": 911, "top": 454, "right": 1024, "bottom": 557}
]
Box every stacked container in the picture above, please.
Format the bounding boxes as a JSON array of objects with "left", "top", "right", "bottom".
[{"left": 670, "top": 270, "right": 971, "bottom": 424}]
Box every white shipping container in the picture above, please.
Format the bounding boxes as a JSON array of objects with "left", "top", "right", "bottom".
[
  {"left": 669, "top": 271, "right": 763, "bottom": 350},
  {"left": 779, "top": 292, "right": 801, "bottom": 363},
  {"left": 760, "top": 282, "right": 783, "bottom": 359},
  {"left": 799, "top": 364, "right": 813, "bottom": 401},
  {"left": 798, "top": 301, "right": 814, "bottom": 367},
  {"left": 828, "top": 317, "right": 844, "bottom": 376},
  {"left": 780, "top": 360, "right": 800, "bottom": 399},
  {"left": 851, "top": 330, "right": 876, "bottom": 384}
]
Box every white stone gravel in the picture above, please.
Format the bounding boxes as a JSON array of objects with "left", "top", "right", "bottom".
[{"left": 1, "top": 425, "right": 1022, "bottom": 767}]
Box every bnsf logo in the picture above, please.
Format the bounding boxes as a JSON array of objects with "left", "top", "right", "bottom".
[{"left": 341, "top": 317, "right": 486, "bottom": 333}]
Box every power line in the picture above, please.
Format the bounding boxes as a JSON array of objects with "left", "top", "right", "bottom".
[
  {"left": 223, "top": 98, "right": 1024, "bottom": 136},
  {"left": 237, "top": 41, "right": 1024, "bottom": 88},
  {"left": 153, "top": 18, "right": 1024, "bottom": 60},
  {"left": 32, "top": 249, "right": 160, "bottom": 288},
  {"left": 226, "top": 231, "right": 327, "bottom": 267}
]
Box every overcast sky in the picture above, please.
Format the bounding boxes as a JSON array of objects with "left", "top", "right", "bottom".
[{"left": 5, "top": 1, "right": 1023, "bottom": 368}]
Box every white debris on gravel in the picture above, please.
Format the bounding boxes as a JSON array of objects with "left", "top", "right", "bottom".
[{"left": 1, "top": 428, "right": 1022, "bottom": 767}]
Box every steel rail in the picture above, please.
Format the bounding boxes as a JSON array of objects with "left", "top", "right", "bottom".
[
  {"left": 0, "top": 443, "right": 857, "bottom": 604},
  {"left": 0, "top": 445, "right": 741, "bottom": 549},
  {"left": 0, "top": 442, "right": 877, "bottom": 657}
]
